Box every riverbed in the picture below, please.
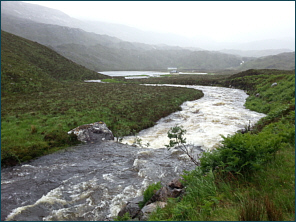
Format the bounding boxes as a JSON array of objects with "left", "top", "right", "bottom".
[{"left": 1, "top": 85, "right": 266, "bottom": 221}]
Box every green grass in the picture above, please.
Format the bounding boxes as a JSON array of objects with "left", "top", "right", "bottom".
[
  {"left": 1, "top": 30, "right": 108, "bottom": 96},
  {"left": 1, "top": 30, "right": 294, "bottom": 221},
  {"left": 139, "top": 182, "right": 162, "bottom": 208},
  {"left": 1, "top": 31, "right": 203, "bottom": 166},
  {"left": 1, "top": 82, "right": 203, "bottom": 166}
]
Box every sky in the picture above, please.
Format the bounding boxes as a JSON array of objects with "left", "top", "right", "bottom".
[{"left": 24, "top": 1, "right": 295, "bottom": 42}]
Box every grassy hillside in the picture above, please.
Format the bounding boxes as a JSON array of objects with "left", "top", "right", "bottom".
[
  {"left": 239, "top": 52, "right": 295, "bottom": 70},
  {"left": 1, "top": 30, "right": 108, "bottom": 95},
  {"left": 1, "top": 31, "right": 203, "bottom": 166}
]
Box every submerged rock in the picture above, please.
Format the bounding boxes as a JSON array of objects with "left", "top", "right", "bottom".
[{"left": 68, "top": 121, "right": 114, "bottom": 143}]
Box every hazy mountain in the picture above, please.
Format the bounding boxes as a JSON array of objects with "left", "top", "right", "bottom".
[
  {"left": 219, "top": 49, "right": 294, "bottom": 58},
  {"left": 1, "top": 13, "right": 243, "bottom": 71},
  {"left": 239, "top": 52, "right": 295, "bottom": 71},
  {"left": 1, "top": 15, "right": 123, "bottom": 47},
  {"left": 1, "top": 1, "right": 294, "bottom": 72},
  {"left": 1, "top": 1, "right": 82, "bottom": 28},
  {"left": 2, "top": 1, "right": 294, "bottom": 52}
]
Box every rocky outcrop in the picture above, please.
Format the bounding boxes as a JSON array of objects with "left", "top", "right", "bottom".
[
  {"left": 117, "top": 178, "right": 184, "bottom": 221},
  {"left": 68, "top": 121, "right": 114, "bottom": 143}
]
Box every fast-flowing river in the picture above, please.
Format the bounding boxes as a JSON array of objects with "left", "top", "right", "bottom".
[
  {"left": 122, "top": 85, "right": 266, "bottom": 150},
  {"left": 1, "top": 85, "right": 266, "bottom": 221}
]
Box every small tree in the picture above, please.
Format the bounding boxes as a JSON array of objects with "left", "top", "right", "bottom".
[{"left": 165, "top": 125, "right": 200, "bottom": 166}]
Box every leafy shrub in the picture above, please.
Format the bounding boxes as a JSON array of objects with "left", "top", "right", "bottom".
[
  {"left": 200, "top": 132, "right": 281, "bottom": 175},
  {"left": 113, "top": 212, "right": 131, "bottom": 221},
  {"left": 166, "top": 125, "right": 200, "bottom": 166},
  {"left": 138, "top": 182, "right": 162, "bottom": 208}
]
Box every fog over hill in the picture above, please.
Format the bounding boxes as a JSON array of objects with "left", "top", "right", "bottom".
[
  {"left": 2, "top": 1, "right": 294, "bottom": 52},
  {"left": 1, "top": 1, "right": 294, "bottom": 71}
]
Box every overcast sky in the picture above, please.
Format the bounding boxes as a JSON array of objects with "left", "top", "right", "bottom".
[{"left": 25, "top": 1, "right": 295, "bottom": 42}]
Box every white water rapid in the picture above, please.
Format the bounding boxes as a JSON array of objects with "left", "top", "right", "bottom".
[{"left": 122, "top": 84, "right": 266, "bottom": 150}]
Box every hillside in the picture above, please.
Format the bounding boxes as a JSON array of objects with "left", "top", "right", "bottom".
[
  {"left": 220, "top": 48, "right": 294, "bottom": 58},
  {"left": 1, "top": 1, "right": 294, "bottom": 72},
  {"left": 1, "top": 31, "right": 108, "bottom": 95},
  {"left": 1, "top": 1, "right": 294, "bottom": 51},
  {"left": 1, "top": 15, "right": 243, "bottom": 71},
  {"left": 239, "top": 52, "right": 295, "bottom": 70}
]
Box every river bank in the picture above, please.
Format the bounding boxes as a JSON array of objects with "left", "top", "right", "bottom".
[{"left": 2, "top": 69, "right": 294, "bottom": 221}]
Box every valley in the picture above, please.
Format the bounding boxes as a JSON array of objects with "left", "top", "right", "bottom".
[{"left": 1, "top": 1, "right": 295, "bottom": 221}]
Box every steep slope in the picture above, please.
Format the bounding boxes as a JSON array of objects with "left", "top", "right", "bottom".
[
  {"left": 1, "top": 14, "right": 122, "bottom": 47},
  {"left": 1, "top": 31, "right": 107, "bottom": 95}
]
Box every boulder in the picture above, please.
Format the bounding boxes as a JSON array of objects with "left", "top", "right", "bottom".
[
  {"left": 68, "top": 121, "right": 114, "bottom": 143},
  {"left": 138, "top": 202, "right": 167, "bottom": 221},
  {"left": 147, "top": 185, "right": 183, "bottom": 204},
  {"left": 168, "top": 178, "right": 184, "bottom": 189},
  {"left": 117, "top": 196, "right": 143, "bottom": 219},
  {"left": 117, "top": 178, "right": 184, "bottom": 220}
]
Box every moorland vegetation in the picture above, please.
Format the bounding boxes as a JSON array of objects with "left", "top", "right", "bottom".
[
  {"left": 1, "top": 30, "right": 294, "bottom": 221},
  {"left": 1, "top": 31, "right": 203, "bottom": 166}
]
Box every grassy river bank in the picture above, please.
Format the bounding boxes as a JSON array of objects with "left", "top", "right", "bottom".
[{"left": 121, "top": 69, "right": 295, "bottom": 221}]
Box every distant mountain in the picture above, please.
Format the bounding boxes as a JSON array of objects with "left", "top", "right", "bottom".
[
  {"left": 1, "top": 31, "right": 107, "bottom": 95},
  {"left": 1, "top": 13, "right": 243, "bottom": 71},
  {"left": 1, "top": 1, "right": 82, "bottom": 28},
  {"left": 2, "top": 1, "right": 294, "bottom": 52},
  {"left": 219, "top": 49, "right": 294, "bottom": 58},
  {"left": 1, "top": 1, "right": 294, "bottom": 72},
  {"left": 239, "top": 52, "right": 295, "bottom": 71}
]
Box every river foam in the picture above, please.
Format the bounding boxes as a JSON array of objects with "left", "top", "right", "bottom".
[{"left": 121, "top": 84, "right": 266, "bottom": 150}]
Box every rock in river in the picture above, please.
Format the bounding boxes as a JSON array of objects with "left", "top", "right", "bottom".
[{"left": 68, "top": 121, "right": 114, "bottom": 143}]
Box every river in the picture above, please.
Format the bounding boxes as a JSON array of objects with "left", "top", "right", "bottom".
[
  {"left": 1, "top": 85, "right": 266, "bottom": 221},
  {"left": 122, "top": 84, "right": 266, "bottom": 150}
]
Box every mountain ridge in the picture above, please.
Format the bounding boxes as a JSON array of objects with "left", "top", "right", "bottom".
[
  {"left": 1, "top": 1, "right": 294, "bottom": 71},
  {"left": 2, "top": 1, "right": 294, "bottom": 52}
]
